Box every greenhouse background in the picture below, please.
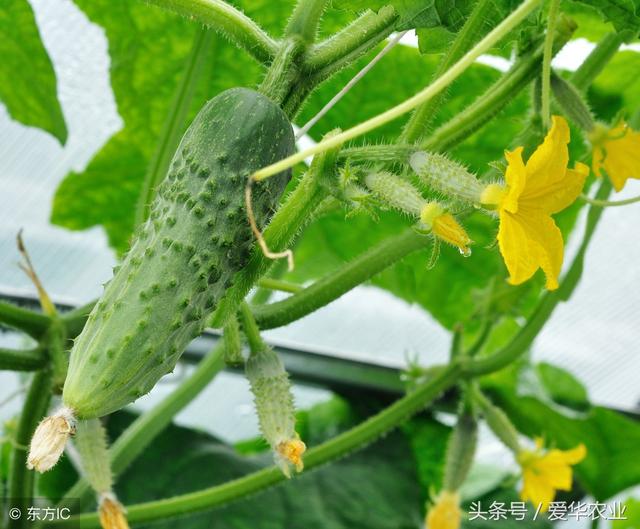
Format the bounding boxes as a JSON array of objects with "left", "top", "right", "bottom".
[{"left": 1, "top": 1, "right": 639, "bottom": 527}]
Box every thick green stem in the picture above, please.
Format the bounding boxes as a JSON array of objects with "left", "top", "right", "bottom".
[
  {"left": 402, "top": 0, "right": 494, "bottom": 143},
  {"left": 541, "top": 0, "right": 561, "bottom": 129},
  {"left": 570, "top": 32, "right": 626, "bottom": 91},
  {"left": 56, "top": 342, "right": 225, "bottom": 509},
  {"left": 209, "top": 170, "right": 327, "bottom": 329},
  {"left": 238, "top": 302, "right": 266, "bottom": 354},
  {"left": 135, "top": 27, "right": 213, "bottom": 227},
  {"left": 285, "top": 0, "right": 329, "bottom": 43},
  {"left": 143, "top": 0, "right": 277, "bottom": 64},
  {"left": 0, "top": 346, "right": 46, "bottom": 371},
  {"left": 259, "top": 37, "right": 305, "bottom": 108},
  {"left": 0, "top": 301, "right": 50, "bottom": 339},
  {"left": 55, "top": 362, "right": 463, "bottom": 528},
  {"left": 256, "top": 277, "right": 302, "bottom": 294},
  {"left": 252, "top": 228, "right": 429, "bottom": 330},
  {"left": 8, "top": 369, "right": 53, "bottom": 529},
  {"left": 339, "top": 143, "right": 417, "bottom": 164},
  {"left": 303, "top": 7, "right": 398, "bottom": 75}
]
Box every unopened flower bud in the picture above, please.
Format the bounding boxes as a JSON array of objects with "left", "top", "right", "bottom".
[
  {"left": 420, "top": 203, "right": 472, "bottom": 257},
  {"left": 27, "top": 407, "right": 76, "bottom": 472}
]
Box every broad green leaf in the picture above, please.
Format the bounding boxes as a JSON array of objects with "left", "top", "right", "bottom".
[
  {"left": 0, "top": 0, "right": 67, "bottom": 143},
  {"left": 590, "top": 51, "right": 640, "bottom": 122},
  {"left": 415, "top": 0, "right": 523, "bottom": 55},
  {"left": 536, "top": 362, "right": 590, "bottom": 411},
  {"left": 567, "top": 0, "right": 640, "bottom": 35},
  {"left": 403, "top": 416, "right": 451, "bottom": 503},
  {"left": 50, "top": 1, "right": 266, "bottom": 252},
  {"left": 493, "top": 389, "right": 640, "bottom": 500}
]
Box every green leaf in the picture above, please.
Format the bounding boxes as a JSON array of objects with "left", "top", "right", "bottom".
[
  {"left": 403, "top": 416, "right": 451, "bottom": 503},
  {"left": 415, "top": 0, "right": 523, "bottom": 55},
  {"left": 50, "top": 1, "right": 265, "bottom": 252},
  {"left": 0, "top": 0, "right": 67, "bottom": 143},
  {"left": 590, "top": 51, "right": 640, "bottom": 122},
  {"left": 567, "top": 0, "right": 640, "bottom": 35},
  {"left": 492, "top": 389, "right": 640, "bottom": 500},
  {"left": 535, "top": 362, "right": 590, "bottom": 411}
]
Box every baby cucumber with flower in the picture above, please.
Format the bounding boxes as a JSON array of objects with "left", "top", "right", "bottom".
[{"left": 64, "top": 88, "right": 294, "bottom": 419}]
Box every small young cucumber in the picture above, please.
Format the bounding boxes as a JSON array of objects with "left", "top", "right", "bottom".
[{"left": 63, "top": 88, "right": 294, "bottom": 419}]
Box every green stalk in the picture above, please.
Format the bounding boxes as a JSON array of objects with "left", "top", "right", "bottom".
[
  {"left": 402, "top": 0, "right": 494, "bottom": 143},
  {"left": 255, "top": 277, "right": 302, "bottom": 294},
  {"left": 0, "top": 346, "right": 46, "bottom": 371},
  {"left": 259, "top": 37, "right": 305, "bottom": 108},
  {"left": 541, "top": 0, "right": 561, "bottom": 129},
  {"left": 285, "top": 0, "right": 330, "bottom": 43},
  {"left": 303, "top": 7, "right": 398, "bottom": 75},
  {"left": 0, "top": 301, "right": 50, "bottom": 339},
  {"left": 54, "top": 362, "right": 463, "bottom": 528},
  {"left": 570, "top": 31, "right": 626, "bottom": 91},
  {"left": 135, "top": 27, "right": 214, "bottom": 227},
  {"left": 339, "top": 143, "right": 416, "bottom": 164},
  {"left": 238, "top": 302, "right": 265, "bottom": 353},
  {"left": 252, "top": 229, "right": 429, "bottom": 330},
  {"left": 8, "top": 369, "right": 53, "bottom": 529},
  {"left": 55, "top": 342, "right": 226, "bottom": 509},
  {"left": 142, "top": 0, "right": 277, "bottom": 64}
]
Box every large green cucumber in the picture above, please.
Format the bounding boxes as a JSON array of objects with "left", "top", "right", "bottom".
[{"left": 63, "top": 88, "right": 294, "bottom": 419}]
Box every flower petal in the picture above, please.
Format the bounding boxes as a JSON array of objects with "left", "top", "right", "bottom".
[
  {"left": 503, "top": 147, "right": 527, "bottom": 213},
  {"left": 538, "top": 163, "right": 589, "bottom": 214},
  {"left": 521, "top": 468, "right": 555, "bottom": 511},
  {"left": 497, "top": 209, "right": 563, "bottom": 290},
  {"left": 603, "top": 125, "right": 640, "bottom": 191},
  {"left": 521, "top": 116, "right": 571, "bottom": 203}
]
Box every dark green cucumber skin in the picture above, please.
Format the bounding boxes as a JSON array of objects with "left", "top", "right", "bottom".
[{"left": 63, "top": 88, "right": 294, "bottom": 419}]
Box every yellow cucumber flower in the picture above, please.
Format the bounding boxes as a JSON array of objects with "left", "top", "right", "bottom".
[
  {"left": 480, "top": 116, "right": 588, "bottom": 290},
  {"left": 589, "top": 121, "right": 640, "bottom": 191},
  {"left": 517, "top": 440, "right": 586, "bottom": 512},
  {"left": 425, "top": 490, "right": 461, "bottom": 529},
  {"left": 420, "top": 203, "right": 472, "bottom": 256}
]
